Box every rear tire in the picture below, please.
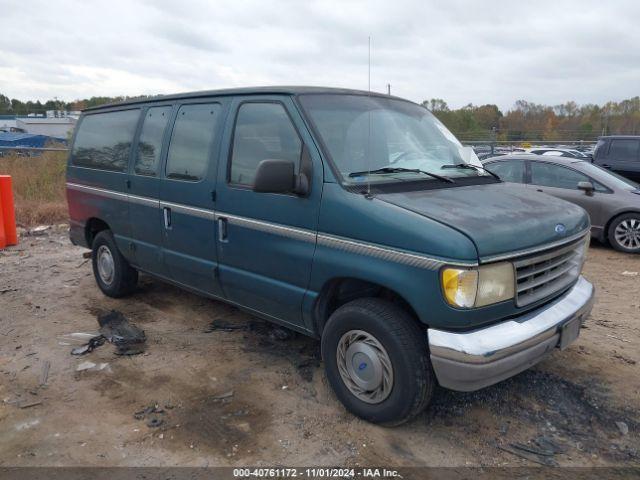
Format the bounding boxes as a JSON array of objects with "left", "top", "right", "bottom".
[
  {"left": 608, "top": 213, "right": 640, "bottom": 254},
  {"left": 321, "top": 298, "right": 434, "bottom": 425},
  {"left": 91, "top": 230, "right": 138, "bottom": 297}
]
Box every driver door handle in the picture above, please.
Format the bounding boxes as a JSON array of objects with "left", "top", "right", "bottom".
[
  {"left": 218, "top": 217, "right": 228, "bottom": 242},
  {"left": 163, "top": 207, "right": 171, "bottom": 229},
  {"left": 601, "top": 164, "right": 611, "bottom": 169}
]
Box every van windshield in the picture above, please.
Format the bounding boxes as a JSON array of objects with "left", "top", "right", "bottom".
[{"left": 298, "top": 94, "right": 486, "bottom": 183}]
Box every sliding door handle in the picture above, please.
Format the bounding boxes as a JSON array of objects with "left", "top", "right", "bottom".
[
  {"left": 218, "top": 217, "right": 228, "bottom": 242},
  {"left": 163, "top": 207, "right": 171, "bottom": 229}
]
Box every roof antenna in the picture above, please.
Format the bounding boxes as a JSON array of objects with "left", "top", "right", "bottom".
[{"left": 366, "top": 35, "right": 372, "bottom": 198}]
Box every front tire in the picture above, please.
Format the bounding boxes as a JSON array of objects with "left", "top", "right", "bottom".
[
  {"left": 608, "top": 213, "right": 640, "bottom": 253},
  {"left": 321, "top": 298, "right": 434, "bottom": 425},
  {"left": 91, "top": 230, "right": 138, "bottom": 297}
]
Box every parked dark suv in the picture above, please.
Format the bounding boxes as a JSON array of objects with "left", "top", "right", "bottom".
[{"left": 593, "top": 136, "right": 640, "bottom": 183}]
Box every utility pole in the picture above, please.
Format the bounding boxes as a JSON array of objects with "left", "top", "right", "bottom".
[{"left": 387, "top": 84, "right": 391, "bottom": 95}]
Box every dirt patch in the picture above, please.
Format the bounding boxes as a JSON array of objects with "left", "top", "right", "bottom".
[{"left": 0, "top": 228, "right": 639, "bottom": 467}]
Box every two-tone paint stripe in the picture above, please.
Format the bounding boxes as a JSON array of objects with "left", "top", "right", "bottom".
[{"left": 66, "top": 182, "right": 476, "bottom": 270}]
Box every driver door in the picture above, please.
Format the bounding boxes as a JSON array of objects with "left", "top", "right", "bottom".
[{"left": 214, "top": 96, "right": 323, "bottom": 330}]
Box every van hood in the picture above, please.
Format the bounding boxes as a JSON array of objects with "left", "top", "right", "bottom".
[{"left": 376, "top": 182, "right": 590, "bottom": 259}]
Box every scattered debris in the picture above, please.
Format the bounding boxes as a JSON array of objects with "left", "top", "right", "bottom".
[
  {"left": 39, "top": 361, "right": 50, "bottom": 386},
  {"left": 496, "top": 442, "right": 559, "bottom": 466},
  {"left": 134, "top": 403, "right": 164, "bottom": 420},
  {"left": 74, "top": 361, "right": 108, "bottom": 372},
  {"left": 204, "top": 319, "right": 294, "bottom": 342},
  {"left": 612, "top": 352, "right": 637, "bottom": 365},
  {"left": 19, "top": 400, "right": 43, "bottom": 409},
  {"left": 0, "top": 288, "right": 17, "bottom": 294},
  {"left": 616, "top": 421, "right": 629, "bottom": 436},
  {"left": 68, "top": 311, "right": 146, "bottom": 356},
  {"left": 82, "top": 251, "right": 92, "bottom": 259},
  {"left": 147, "top": 417, "right": 164, "bottom": 428},
  {"left": 212, "top": 391, "right": 234, "bottom": 401},
  {"left": 76, "top": 361, "right": 96, "bottom": 371},
  {"left": 606, "top": 334, "right": 631, "bottom": 343},
  {"left": 15, "top": 419, "right": 40, "bottom": 431},
  {"left": 134, "top": 403, "right": 167, "bottom": 429},
  {"left": 621, "top": 271, "right": 638, "bottom": 276},
  {"left": 63, "top": 332, "right": 102, "bottom": 343},
  {"left": 71, "top": 335, "right": 105, "bottom": 355},
  {"left": 98, "top": 310, "right": 146, "bottom": 355},
  {"left": 204, "top": 319, "right": 247, "bottom": 333},
  {"left": 28, "top": 225, "right": 51, "bottom": 236}
]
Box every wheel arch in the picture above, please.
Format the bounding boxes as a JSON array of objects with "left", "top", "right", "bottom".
[
  {"left": 604, "top": 209, "right": 640, "bottom": 243},
  {"left": 85, "top": 217, "right": 111, "bottom": 248},
  {"left": 313, "top": 276, "right": 423, "bottom": 336}
]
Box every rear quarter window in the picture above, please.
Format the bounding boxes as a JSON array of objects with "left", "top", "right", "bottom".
[
  {"left": 72, "top": 109, "right": 140, "bottom": 171},
  {"left": 609, "top": 139, "right": 640, "bottom": 159}
]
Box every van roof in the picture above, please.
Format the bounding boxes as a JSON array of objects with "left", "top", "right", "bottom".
[{"left": 83, "top": 86, "right": 407, "bottom": 112}]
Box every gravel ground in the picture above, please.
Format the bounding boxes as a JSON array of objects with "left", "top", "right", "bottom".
[{"left": 0, "top": 225, "right": 638, "bottom": 467}]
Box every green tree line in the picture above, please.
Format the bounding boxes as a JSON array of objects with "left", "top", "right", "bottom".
[
  {"left": 423, "top": 97, "right": 640, "bottom": 142},
  {"left": 0, "top": 94, "right": 150, "bottom": 116},
  {"left": 2, "top": 92, "right": 639, "bottom": 142}
]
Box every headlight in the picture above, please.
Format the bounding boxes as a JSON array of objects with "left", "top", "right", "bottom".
[{"left": 441, "top": 262, "right": 515, "bottom": 308}]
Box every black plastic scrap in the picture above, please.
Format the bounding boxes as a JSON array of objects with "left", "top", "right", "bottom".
[
  {"left": 495, "top": 436, "right": 567, "bottom": 467},
  {"left": 70, "top": 310, "right": 146, "bottom": 356},
  {"left": 98, "top": 310, "right": 146, "bottom": 355},
  {"left": 71, "top": 335, "right": 105, "bottom": 355}
]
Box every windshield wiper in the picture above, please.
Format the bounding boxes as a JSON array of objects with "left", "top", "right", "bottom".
[
  {"left": 348, "top": 167, "right": 454, "bottom": 183},
  {"left": 441, "top": 163, "right": 501, "bottom": 181}
]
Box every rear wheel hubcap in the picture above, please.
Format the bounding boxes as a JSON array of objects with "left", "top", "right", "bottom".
[
  {"left": 96, "top": 245, "right": 115, "bottom": 285},
  {"left": 614, "top": 218, "right": 640, "bottom": 250},
  {"left": 336, "top": 330, "right": 393, "bottom": 404}
]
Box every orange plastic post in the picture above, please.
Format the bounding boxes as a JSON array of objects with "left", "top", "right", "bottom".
[
  {"left": 0, "top": 175, "right": 17, "bottom": 246},
  {"left": 0, "top": 196, "right": 6, "bottom": 249}
]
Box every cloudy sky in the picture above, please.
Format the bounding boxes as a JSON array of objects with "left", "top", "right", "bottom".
[{"left": 1, "top": 0, "right": 638, "bottom": 110}]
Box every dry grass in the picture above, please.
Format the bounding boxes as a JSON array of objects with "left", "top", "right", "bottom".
[{"left": 0, "top": 151, "right": 68, "bottom": 226}]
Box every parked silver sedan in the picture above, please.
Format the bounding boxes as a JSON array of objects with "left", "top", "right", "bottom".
[{"left": 483, "top": 154, "right": 640, "bottom": 253}]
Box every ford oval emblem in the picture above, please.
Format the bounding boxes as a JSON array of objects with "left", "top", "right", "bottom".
[{"left": 555, "top": 223, "right": 566, "bottom": 234}]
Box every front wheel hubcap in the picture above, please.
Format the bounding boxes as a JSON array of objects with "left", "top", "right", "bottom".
[
  {"left": 614, "top": 218, "right": 640, "bottom": 250},
  {"left": 96, "top": 245, "right": 115, "bottom": 285},
  {"left": 336, "top": 330, "right": 394, "bottom": 404}
]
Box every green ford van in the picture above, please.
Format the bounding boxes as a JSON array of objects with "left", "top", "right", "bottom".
[{"left": 66, "top": 87, "right": 594, "bottom": 424}]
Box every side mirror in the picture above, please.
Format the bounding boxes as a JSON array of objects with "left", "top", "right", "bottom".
[
  {"left": 253, "top": 159, "right": 295, "bottom": 193},
  {"left": 577, "top": 181, "right": 594, "bottom": 195}
]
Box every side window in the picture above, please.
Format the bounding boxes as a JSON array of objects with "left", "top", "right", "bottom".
[
  {"left": 72, "top": 109, "right": 140, "bottom": 171},
  {"left": 530, "top": 162, "right": 590, "bottom": 189},
  {"left": 166, "top": 103, "right": 220, "bottom": 181},
  {"left": 485, "top": 160, "right": 524, "bottom": 183},
  {"left": 609, "top": 139, "right": 640, "bottom": 160},
  {"left": 230, "top": 103, "right": 302, "bottom": 186},
  {"left": 134, "top": 106, "right": 171, "bottom": 176}
]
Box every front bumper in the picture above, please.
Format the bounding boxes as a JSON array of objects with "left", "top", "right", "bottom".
[{"left": 428, "top": 276, "right": 594, "bottom": 392}]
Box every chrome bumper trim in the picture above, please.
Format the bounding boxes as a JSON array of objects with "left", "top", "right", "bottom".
[{"left": 428, "top": 276, "right": 594, "bottom": 390}]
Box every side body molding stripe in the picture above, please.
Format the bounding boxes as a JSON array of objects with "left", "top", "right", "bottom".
[{"left": 66, "top": 182, "right": 476, "bottom": 270}]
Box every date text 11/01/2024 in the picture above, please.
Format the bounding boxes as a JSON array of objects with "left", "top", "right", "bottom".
[{"left": 232, "top": 468, "right": 400, "bottom": 478}]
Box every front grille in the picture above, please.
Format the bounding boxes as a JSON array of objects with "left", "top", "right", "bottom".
[{"left": 514, "top": 236, "right": 587, "bottom": 307}]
